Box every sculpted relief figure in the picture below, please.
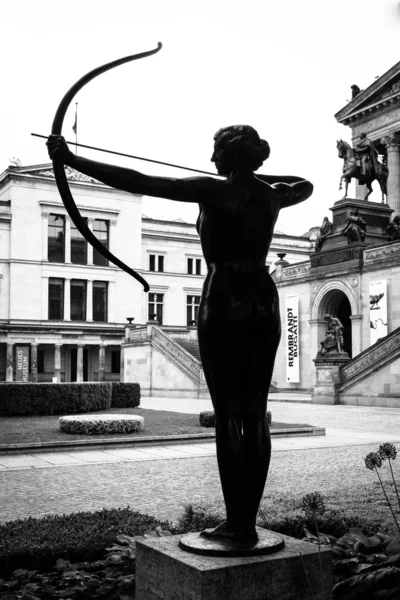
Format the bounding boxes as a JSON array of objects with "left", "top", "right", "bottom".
[
  {"left": 385, "top": 215, "right": 400, "bottom": 241},
  {"left": 342, "top": 208, "right": 366, "bottom": 243},
  {"left": 314, "top": 216, "right": 333, "bottom": 252},
  {"left": 48, "top": 126, "right": 313, "bottom": 543},
  {"left": 320, "top": 314, "right": 344, "bottom": 355}
]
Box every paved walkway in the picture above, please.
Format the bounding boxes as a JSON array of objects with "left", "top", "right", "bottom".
[{"left": 1, "top": 395, "right": 400, "bottom": 524}]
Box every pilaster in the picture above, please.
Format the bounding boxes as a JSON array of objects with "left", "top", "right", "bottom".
[
  {"left": 6, "top": 343, "right": 13, "bottom": 382},
  {"left": 77, "top": 344, "right": 84, "bottom": 382},
  {"left": 41, "top": 212, "right": 49, "bottom": 261},
  {"left": 99, "top": 344, "right": 106, "bottom": 381},
  {"left": 64, "top": 278, "right": 71, "bottom": 321},
  {"left": 31, "top": 343, "right": 38, "bottom": 383},
  {"left": 87, "top": 218, "right": 94, "bottom": 265},
  {"left": 65, "top": 216, "right": 72, "bottom": 263},
  {"left": 87, "top": 280, "right": 93, "bottom": 322},
  {"left": 54, "top": 344, "right": 61, "bottom": 381}
]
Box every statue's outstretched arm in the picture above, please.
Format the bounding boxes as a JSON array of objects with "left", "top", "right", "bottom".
[{"left": 47, "top": 136, "right": 217, "bottom": 204}]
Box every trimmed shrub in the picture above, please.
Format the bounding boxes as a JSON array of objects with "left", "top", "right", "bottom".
[
  {"left": 199, "top": 410, "right": 272, "bottom": 428},
  {"left": 0, "top": 383, "right": 112, "bottom": 416},
  {"left": 60, "top": 414, "right": 144, "bottom": 435},
  {"left": 0, "top": 507, "right": 176, "bottom": 577},
  {"left": 199, "top": 411, "right": 215, "bottom": 427},
  {"left": 111, "top": 382, "right": 141, "bottom": 408}
]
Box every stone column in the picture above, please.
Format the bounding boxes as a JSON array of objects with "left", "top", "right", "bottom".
[
  {"left": 120, "top": 346, "right": 125, "bottom": 383},
  {"left": 87, "top": 280, "right": 93, "bottom": 322},
  {"left": 64, "top": 278, "right": 71, "bottom": 321},
  {"left": 77, "top": 344, "right": 84, "bottom": 382},
  {"left": 350, "top": 314, "right": 363, "bottom": 357},
  {"left": 99, "top": 344, "right": 106, "bottom": 381},
  {"left": 65, "top": 217, "right": 71, "bottom": 263},
  {"left": 6, "top": 343, "right": 14, "bottom": 382},
  {"left": 54, "top": 344, "right": 61, "bottom": 382},
  {"left": 383, "top": 133, "right": 400, "bottom": 216},
  {"left": 31, "top": 343, "right": 38, "bottom": 383},
  {"left": 42, "top": 212, "right": 49, "bottom": 260},
  {"left": 87, "top": 218, "right": 94, "bottom": 265}
]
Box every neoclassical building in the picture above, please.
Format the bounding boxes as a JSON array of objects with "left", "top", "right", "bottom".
[
  {"left": 272, "top": 60, "right": 400, "bottom": 406},
  {"left": 0, "top": 162, "right": 311, "bottom": 385}
]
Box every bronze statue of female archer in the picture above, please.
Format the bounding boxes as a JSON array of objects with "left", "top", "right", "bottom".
[{"left": 47, "top": 125, "right": 313, "bottom": 543}]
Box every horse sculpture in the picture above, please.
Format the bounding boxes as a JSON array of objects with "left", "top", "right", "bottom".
[{"left": 337, "top": 139, "right": 388, "bottom": 202}]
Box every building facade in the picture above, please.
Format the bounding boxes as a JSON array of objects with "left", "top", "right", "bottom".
[
  {"left": 0, "top": 162, "right": 311, "bottom": 384},
  {"left": 272, "top": 61, "right": 400, "bottom": 404}
]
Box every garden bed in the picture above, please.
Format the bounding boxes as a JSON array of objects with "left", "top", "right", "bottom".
[{"left": 0, "top": 408, "right": 311, "bottom": 446}]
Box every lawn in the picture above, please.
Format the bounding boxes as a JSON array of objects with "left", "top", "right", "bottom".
[{"left": 0, "top": 408, "right": 311, "bottom": 445}]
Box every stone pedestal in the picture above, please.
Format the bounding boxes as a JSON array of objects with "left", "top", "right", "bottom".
[
  {"left": 136, "top": 531, "right": 332, "bottom": 600},
  {"left": 312, "top": 354, "right": 350, "bottom": 405}
]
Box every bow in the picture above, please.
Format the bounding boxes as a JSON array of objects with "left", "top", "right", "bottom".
[{"left": 51, "top": 43, "right": 163, "bottom": 292}]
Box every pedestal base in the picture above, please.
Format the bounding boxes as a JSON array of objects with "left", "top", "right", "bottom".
[
  {"left": 179, "top": 527, "right": 284, "bottom": 557},
  {"left": 136, "top": 530, "right": 332, "bottom": 600},
  {"left": 312, "top": 355, "right": 350, "bottom": 405}
]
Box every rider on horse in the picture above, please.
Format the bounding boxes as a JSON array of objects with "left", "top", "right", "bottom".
[{"left": 354, "top": 133, "right": 379, "bottom": 182}]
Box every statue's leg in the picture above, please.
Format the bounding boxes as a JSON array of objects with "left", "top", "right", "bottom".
[
  {"left": 197, "top": 314, "right": 249, "bottom": 539},
  {"left": 240, "top": 315, "right": 281, "bottom": 533}
]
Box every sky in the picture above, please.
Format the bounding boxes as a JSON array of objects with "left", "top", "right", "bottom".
[{"left": 1, "top": 0, "right": 400, "bottom": 235}]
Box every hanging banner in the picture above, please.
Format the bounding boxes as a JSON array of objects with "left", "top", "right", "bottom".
[
  {"left": 370, "top": 280, "right": 388, "bottom": 345},
  {"left": 16, "top": 346, "right": 30, "bottom": 382},
  {"left": 285, "top": 295, "right": 299, "bottom": 383}
]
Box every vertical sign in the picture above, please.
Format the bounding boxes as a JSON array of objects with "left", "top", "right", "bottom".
[
  {"left": 16, "top": 346, "right": 30, "bottom": 382},
  {"left": 370, "top": 280, "right": 388, "bottom": 345},
  {"left": 285, "top": 295, "right": 299, "bottom": 383}
]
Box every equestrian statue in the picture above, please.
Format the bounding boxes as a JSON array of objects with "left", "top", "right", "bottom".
[{"left": 337, "top": 133, "right": 388, "bottom": 202}]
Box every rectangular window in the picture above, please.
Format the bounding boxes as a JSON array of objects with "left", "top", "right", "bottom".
[
  {"left": 187, "top": 258, "right": 201, "bottom": 275},
  {"left": 148, "top": 293, "right": 164, "bottom": 325},
  {"left": 93, "top": 281, "right": 108, "bottom": 322},
  {"left": 149, "top": 254, "right": 164, "bottom": 272},
  {"left": 70, "top": 279, "right": 87, "bottom": 321},
  {"left": 111, "top": 349, "right": 121, "bottom": 373},
  {"left": 48, "top": 278, "right": 64, "bottom": 320},
  {"left": 71, "top": 219, "right": 87, "bottom": 264},
  {"left": 93, "top": 219, "right": 109, "bottom": 266},
  {"left": 48, "top": 215, "right": 65, "bottom": 263},
  {"left": 186, "top": 295, "right": 200, "bottom": 326}
]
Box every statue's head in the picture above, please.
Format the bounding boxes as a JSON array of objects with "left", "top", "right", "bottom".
[
  {"left": 324, "top": 313, "right": 331, "bottom": 322},
  {"left": 211, "top": 125, "right": 270, "bottom": 176}
]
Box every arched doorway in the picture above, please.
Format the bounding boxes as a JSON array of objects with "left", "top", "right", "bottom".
[{"left": 319, "top": 289, "right": 352, "bottom": 357}]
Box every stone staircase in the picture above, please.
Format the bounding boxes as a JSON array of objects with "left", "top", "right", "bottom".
[
  {"left": 338, "top": 326, "right": 400, "bottom": 406},
  {"left": 123, "top": 324, "right": 209, "bottom": 398}
]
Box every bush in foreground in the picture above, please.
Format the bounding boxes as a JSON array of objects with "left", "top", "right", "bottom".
[
  {"left": 0, "top": 507, "right": 176, "bottom": 577},
  {"left": 59, "top": 414, "right": 144, "bottom": 435},
  {"left": 199, "top": 410, "right": 272, "bottom": 428}
]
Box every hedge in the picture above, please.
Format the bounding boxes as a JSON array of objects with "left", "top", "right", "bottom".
[
  {"left": 60, "top": 414, "right": 144, "bottom": 435},
  {"left": 111, "top": 382, "right": 141, "bottom": 408},
  {"left": 0, "top": 508, "right": 176, "bottom": 577},
  {"left": 0, "top": 383, "right": 112, "bottom": 416},
  {"left": 0, "top": 382, "right": 141, "bottom": 416}
]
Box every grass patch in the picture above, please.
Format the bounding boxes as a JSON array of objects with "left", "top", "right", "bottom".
[{"left": 0, "top": 408, "right": 311, "bottom": 445}]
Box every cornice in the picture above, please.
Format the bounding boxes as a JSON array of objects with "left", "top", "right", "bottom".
[
  {"left": 39, "top": 200, "right": 119, "bottom": 216},
  {"left": 335, "top": 60, "right": 400, "bottom": 124}
]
